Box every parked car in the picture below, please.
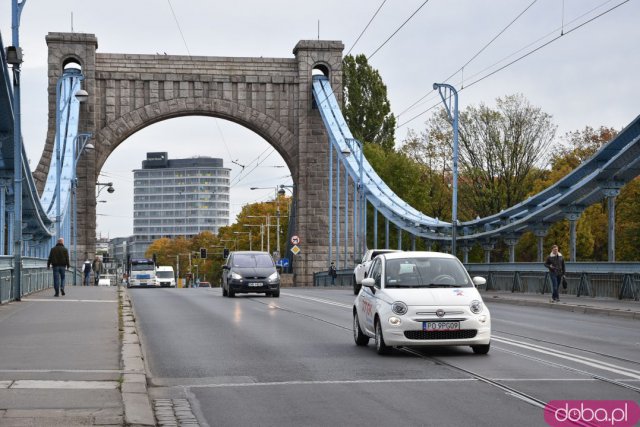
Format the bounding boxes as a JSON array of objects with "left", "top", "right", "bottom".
[
  {"left": 222, "top": 251, "right": 280, "bottom": 298},
  {"left": 353, "top": 249, "right": 402, "bottom": 295},
  {"left": 353, "top": 251, "right": 490, "bottom": 355},
  {"left": 199, "top": 281, "right": 211, "bottom": 288}
]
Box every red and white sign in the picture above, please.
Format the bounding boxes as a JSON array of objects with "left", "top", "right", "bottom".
[{"left": 291, "top": 235, "right": 300, "bottom": 245}]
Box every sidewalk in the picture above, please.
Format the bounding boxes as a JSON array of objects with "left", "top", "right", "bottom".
[
  {"left": 0, "top": 285, "right": 154, "bottom": 427},
  {"left": 481, "top": 290, "right": 640, "bottom": 320}
]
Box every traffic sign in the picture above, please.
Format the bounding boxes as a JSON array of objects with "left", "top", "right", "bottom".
[
  {"left": 291, "top": 245, "right": 301, "bottom": 255},
  {"left": 276, "top": 258, "right": 290, "bottom": 268},
  {"left": 291, "top": 235, "right": 300, "bottom": 245}
]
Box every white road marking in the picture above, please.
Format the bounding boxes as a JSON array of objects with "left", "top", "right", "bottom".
[
  {"left": 10, "top": 380, "right": 119, "bottom": 389},
  {"left": 493, "top": 336, "right": 640, "bottom": 380},
  {"left": 0, "top": 381, "right": 11, "bottom": 389},
  {"left": 0, "top": 369, "right": 129, "bottom": 373},
  {"left": 190, "top": 378, "right": 477, "bottom": 389},
  {"left": 281, "top": 292, "right": 351, "bottom": 308},
  {"left": 25, "top": 299, "right": 117, "bottom": 303}
]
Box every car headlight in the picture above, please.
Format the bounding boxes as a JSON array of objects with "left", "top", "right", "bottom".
[
  {"left": 391, "top": 301, "right": 408, "bottom": 316},
  {"left": 388, "top": 316, "right": 402, "bottom": 326},
  {"left": 470, "top": 300, "right": 483, "bottom": 314},
  {"left": 267, "top": 272, "right": 279, "bottom": 283},
  {"left": 230, "top": 272, "right": 242, "bottom": 280}
]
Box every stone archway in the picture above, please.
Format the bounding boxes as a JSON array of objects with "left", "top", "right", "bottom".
[{"left": 34, "top": 32, "right": 345, "bottom": 284}]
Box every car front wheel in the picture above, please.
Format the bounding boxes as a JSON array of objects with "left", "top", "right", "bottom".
[
  {"left": 222, "top": 285, "right": 228, "bottom": 297},
  {"left": 375, "top": 319, "right": 391, "bottom": 355},
  {"left": 353, "top": 312, "right": 370, "bottom": 346},
  {"left": 471, "top": 342, "right": 490, "bottom": 355}
]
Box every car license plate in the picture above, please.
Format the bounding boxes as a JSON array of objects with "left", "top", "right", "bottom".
[
  {"left": 423, "top": 321, "right": 460, "bottom": 331},
  {"left": 248, "top": 282, "right": 263, "bottom": 287}
]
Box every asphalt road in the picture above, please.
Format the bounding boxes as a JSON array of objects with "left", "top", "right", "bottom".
[{"left": 129, "top": 287, "right": 640, "bottom": 427}]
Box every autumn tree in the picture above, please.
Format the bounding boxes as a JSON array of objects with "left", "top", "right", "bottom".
[{"left": 342, "top": 54, "right": 396, "bottom": 150}]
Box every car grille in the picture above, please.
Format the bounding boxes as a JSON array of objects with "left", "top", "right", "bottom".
[{"left": 404, "top": 330, "right": 478, "bottom": 340}]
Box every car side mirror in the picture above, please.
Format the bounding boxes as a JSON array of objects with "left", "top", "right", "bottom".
[
  {"left": 472, "top": 276, "right": 486, "bottom": 287},
  {"left": 362, "top": 278, "right": 375, "bottom": 288},
  {"left": 222, "top": 265, "right": 230, "bottom": 270}
]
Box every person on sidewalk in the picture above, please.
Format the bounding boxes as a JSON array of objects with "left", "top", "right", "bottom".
[
  {"left": 47, "top": 238, "right": 70, "bottom": 297},
  {"left": 83, "top": 259, "right": 92, "bottom": 286},
  {"left": 544, "top": 244, "right": 566, "bottom": 302},
  {"left": 92, "top": 255, "right": 103, "bottom": 285},
  {"left": 329, "top": 261, "right": 337, "bottom": 285}
]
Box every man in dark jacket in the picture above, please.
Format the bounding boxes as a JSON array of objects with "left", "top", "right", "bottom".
[
  {"left": 544, "top": 244, "right": 565, "bottom": 302},
  {"left": 47, "top": 238, "right": 70, "bottom": 297}
]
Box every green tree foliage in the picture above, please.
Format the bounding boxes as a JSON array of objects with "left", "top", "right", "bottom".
[
  {"left": 426, "top": 94, "right": 556, "bottom": 219},
  {"left": 616, "top": 178, "right": 640, "bottom": 260},
  {"left": 342, "top": 54, "right": 396, "bottom": 150}
]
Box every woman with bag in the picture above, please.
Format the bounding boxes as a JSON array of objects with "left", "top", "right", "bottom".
[{"left": 544, "top": 245, "right": 566, "bottom": 302}]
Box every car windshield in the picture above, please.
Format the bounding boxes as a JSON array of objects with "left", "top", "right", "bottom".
[
  {"left": 384, "top": 257, "right": 472, "bottom": 288},
  {"left": 131, "top": 264, "right": 154, "bottom": 271},
  {"left": 156, "top": 271, "right": 173, "bottom": 278},
  {"left": 233, "top": 253, "right": 274, "bottom": 268}
]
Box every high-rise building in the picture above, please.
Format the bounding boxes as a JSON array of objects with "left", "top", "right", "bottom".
[{"left": 130, "top": 152, "right": 230, "bottom": 258}]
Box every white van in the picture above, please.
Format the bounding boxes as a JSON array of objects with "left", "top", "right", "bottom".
[{"left": 155, "top": 266, "right": 176, "bottom": 287}]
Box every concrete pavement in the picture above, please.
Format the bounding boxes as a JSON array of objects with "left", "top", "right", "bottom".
[
  {"left": 0, "top": 284, "right": 637, "bottom": 427},
  {"left": 0, "top": 285, "right": 154, "bottom": 427}
]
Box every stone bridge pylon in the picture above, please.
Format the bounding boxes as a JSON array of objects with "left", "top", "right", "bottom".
[{"left": 34, "top": 32, "right": 345, "bottom": 285}]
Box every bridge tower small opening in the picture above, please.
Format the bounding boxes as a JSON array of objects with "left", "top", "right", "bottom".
[{"left": 311, "top": 64, "right": 330, "bottom": 110}]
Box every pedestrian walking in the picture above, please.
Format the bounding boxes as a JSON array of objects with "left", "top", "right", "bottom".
[
  {"left": 544, "top": 244, "right": 566, "bottom": 302},
  {"left": 92, "top": 256, "right": 103, "bottom": 285},
  {"left": 47, "top": 237, "right": 70, "bottom": 297},
  {"left": 83, "top": 259, "right": 92, "bottom": 286},
  {"left": 329, "top": 261, "right": 337, "bottom": 285}
]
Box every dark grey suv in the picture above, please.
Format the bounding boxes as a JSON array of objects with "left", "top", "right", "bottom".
[{"left": 222, "top": 251, "right": 280, "bottom": 298}]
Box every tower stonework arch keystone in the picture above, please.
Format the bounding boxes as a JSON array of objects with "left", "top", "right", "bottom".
[{"left": 34, "top": 32, "right": 344, "bottom": 285}]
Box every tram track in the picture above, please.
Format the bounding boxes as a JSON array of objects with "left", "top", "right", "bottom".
[{"left": 268, "top": 291, "right": 640, "bottom": 401}]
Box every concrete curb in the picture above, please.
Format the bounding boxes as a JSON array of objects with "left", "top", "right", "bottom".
[
  {"left": 484, "top": 294, "right": 640, "bottom": 320},
  {"left": 119, "top": 287, "right": 156, "bottom": 426}
]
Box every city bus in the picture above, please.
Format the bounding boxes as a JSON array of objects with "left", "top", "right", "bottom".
[{"left": 127, "top": 258, "right": 157, "bottom": 287}]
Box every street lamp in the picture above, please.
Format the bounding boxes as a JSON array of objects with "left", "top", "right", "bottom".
[
  {"left": 9, "top": 0, "right": 26, "bottom": 300},
  {"left": 433, "top": 83, "right": 459, "bottom": 257},
  {"left": 72, "top": 132, "right": 93, "bottom": 286},
  {"left": 96, "top": 181, "right": 115, "bottom": 198}
]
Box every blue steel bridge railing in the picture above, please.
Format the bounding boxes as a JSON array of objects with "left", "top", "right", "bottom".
[{"left": 312, "top": 75, "right": 640, "bottom": 268}]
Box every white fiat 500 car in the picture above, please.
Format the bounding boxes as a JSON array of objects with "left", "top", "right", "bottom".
[{"left": 353, "top": 252, "right": 490, "bottom": 355}]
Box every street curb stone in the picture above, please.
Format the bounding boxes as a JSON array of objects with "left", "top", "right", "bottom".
[{"left": 119, "top": 288, "right": 156, "bottom": 426}]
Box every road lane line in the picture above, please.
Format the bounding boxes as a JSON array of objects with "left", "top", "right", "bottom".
[
  {"left": 280, "top": 292, "right": 351, "bottom": 308},
  {"left": 10, "top": 380, "right": 119, "bottom": 389},
  {"left": 493, "top": 336, "right": 640, "bottom": 380},
  {"left": 189, "top": 378, "right": 477, "bottom": 389},
  {"left": 25, "top": 299, "right": 117, "bottom": 303}
]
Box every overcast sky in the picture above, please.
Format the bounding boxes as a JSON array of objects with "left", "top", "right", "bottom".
[{"left": 2, "top": 0, "right": 638, "bottom": 238}]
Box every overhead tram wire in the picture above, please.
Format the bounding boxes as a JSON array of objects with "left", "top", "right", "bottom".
[
  {"left": 396, "top": 0, "right": 539, "bottom": 121},
  {"left": 394, "top": 0, "right": 631, "bottom": 132},
  {"left": 166, "top": 0, "right": 192, "bottom": 58},
  {"left": 367, "top": 0, "right": 431, "bottom": 60},
  {"left": 346, "top": 0, "right": 387, "bottom": 56}
]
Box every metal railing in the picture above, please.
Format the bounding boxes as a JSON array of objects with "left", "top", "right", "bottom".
[
  {"left": 465, "top": 262, "right": 640, "bottom": 300},
  {"left": 0, "top": 256, "right": 82, "bottom": 303},
  {"left": 311, "top": 262, "right": 640, "bottom": 300},
  {"left": 313, "top": 269, "right": 353, "bottom": 287}
]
